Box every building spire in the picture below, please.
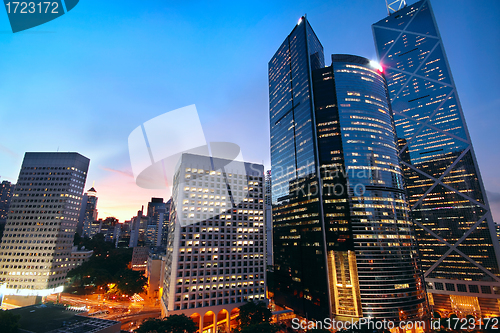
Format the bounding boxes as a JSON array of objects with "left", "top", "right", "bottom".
[{"left": 385, "top": 0, "right": 406, "bottom": 15}]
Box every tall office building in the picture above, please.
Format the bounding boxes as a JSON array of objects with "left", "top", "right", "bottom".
[
  {"left": 0, "top": 181, "right": 16, "bottom": 224},
  {"left": 129, "top": 207, "right": 148, "bottom": 248},
  {"left": 0, "top": 152, "right": 89, "bottom": 296},
  {"left": 80, "top": 186, "right": 98, "bottom": 238},
  {"left": 269, "top": 18, "right": 427, "bottom": 321},
  {"left": 162, "top": 198, "right": 172, "bottom": 246},
  {"left": 162, "top": 153, "right": 265, "bottom": 333},
  {"left": 147, "top": 197, "right": 167, "bottom": 247},
  {"left": 264, "top": 170, "right": 273, "bottom": 266},
  {"left": 373, "top": 0, "right": 500, "bottom": 316}
]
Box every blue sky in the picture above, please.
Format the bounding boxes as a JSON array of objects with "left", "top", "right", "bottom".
[{"left": 0, "top": 0, "right": 499, "bottom": 221}]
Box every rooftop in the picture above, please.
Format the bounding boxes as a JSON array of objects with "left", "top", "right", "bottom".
[{"left": 9, "top": 304, "right": 120, "bottom": 333}]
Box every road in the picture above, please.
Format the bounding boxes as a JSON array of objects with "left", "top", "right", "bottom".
[{"left": 45, "top": 292, "right": 161, "bottom": 331}]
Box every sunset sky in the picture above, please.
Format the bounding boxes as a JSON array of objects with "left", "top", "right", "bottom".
[{"left": 0, "top": 0, "right": 499, "bottom": 222}]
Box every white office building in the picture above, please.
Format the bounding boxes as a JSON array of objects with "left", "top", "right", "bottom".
[
  {"left": 0, "top": 152, "right": 90, "bottom": 297},
  {"left": 161, "top": 153, "right": 266, "bottom": 333}
]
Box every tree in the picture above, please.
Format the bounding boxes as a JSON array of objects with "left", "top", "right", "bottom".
[
  {"left": 232, "top": 301, "right": 278, "bottom": 333},
  {"left": 238, "top": 301, "right": 272, "bottom": 327},
  {"left": 240, "top": 322, "right": 279, "bottom": 333},
  {"left": 66, "top": 245, "right": 141, "bottom": 294},
  {"left": 115, "top": 269, "right": 148, "bottom": 296},
  {"left": 135, "top": 318, "right": 164, "bottom": 333},
  {"left": 163, "top": 314, "right": 198, "bottom": 333},
  {"left": 135, "top": 314, "right": 197, "bottom": 333},
  {"left": 0, "top": 310, "right": 20, "bottom": 333},
  {"left": 73, "top": 232, "right": 82, "bottom": 246},
  {"left": 103, "top": 217, "right": 119, "bottom": 226}
]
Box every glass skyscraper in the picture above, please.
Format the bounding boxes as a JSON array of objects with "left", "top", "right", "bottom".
[
  {"left": 373, "top": 0, "right": 500, "bottom": 317},
  {"left": 269, "top": 18, "right": 427, "bottom": 321}
]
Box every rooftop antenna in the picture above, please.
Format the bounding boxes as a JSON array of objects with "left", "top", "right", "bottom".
[{"left": 385, "top": 0, "right": 407, "bottom": 15}]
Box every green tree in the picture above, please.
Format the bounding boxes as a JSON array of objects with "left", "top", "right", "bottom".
[
  {"left": 232, "top": 301, "right": 278, "bottom": 333},
  {"left": 135, "top": 314, "right": 197, "bottom": 333},
  {"left": 163, "top": 314, "right": 198, "bottom": 333},
  {"left": 103, "top": 217, "right": 119, "bottom": 225},
  {"left": 115, "top": 269, "right": 148, "bottom": 296},
  {"left": 66, "top": 245, "right": 139, "bottom": 293},
  {"left": 73, "top": 232, "right": 82, "bottom": 246},
  {"left": 0, "top": 310, "right": 20, "bottom": 333},
  {"left": 238, "top": 301, "right": 272, "bottom": 327},
  {"left": 240, "top": 322, "right": 279, "bottom": 333},
  {"left": 85, "top": 233, "right": 115, "bottom": 255},
  {"left": 135, "top": 318, "right": 164, "bottom": 333}
]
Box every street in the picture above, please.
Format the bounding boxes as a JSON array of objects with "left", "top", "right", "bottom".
[{"left": 44, "top": 293, "right": 161, "bottom": 331}]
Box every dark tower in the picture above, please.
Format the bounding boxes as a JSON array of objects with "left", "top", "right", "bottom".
[{"left": 373, "top": 0, "right": 500, "bottom": 317}]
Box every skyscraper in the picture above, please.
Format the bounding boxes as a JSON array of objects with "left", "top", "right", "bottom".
[
  {"left": 264, "top": 170, "right": 273, "bottom": 266},
  {"left": 269, "top": 18, "right": 427, "bottom": 321},
  {"left": 0, "top": 152, "right": 89, "bottom": 297},
  {"left": 147, "top": 197, "right": 167, "bottom": 247},
  {"left": 0, "top": 180, "right": 16, "bottom": 225},
  {"left": 162, "top": 153, "right": 265, "bottom": 333},
  {"left": 80, "top": 186, "right": 98, "bottom": 238},
  {"left": 373, "top": 0, "right": 500, "bottom": 316}
]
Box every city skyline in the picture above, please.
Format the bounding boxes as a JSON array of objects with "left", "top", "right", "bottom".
[{"left": 0, "top": 0, "right": 499, "bottom": 223}]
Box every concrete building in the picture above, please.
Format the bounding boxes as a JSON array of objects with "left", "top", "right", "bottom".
[
  {"left": 99, "top": 217, "right": 120, "bottom": 244},
  {"left": 264, "top": 170, "right": 272, "bottom": 267},
  {"left": 146, "top": 249, "right": 166, "bottom": 303},
  {"left": 0, "top": 152, "right": 89, "bottom": 298},
  {"left": 147, "top": 197, "right": 168, "bottom": 247},
  {"left": 79, "top": 186, "right": 98, "bottom": 237},
  {"left": 161, "top": 153, "right": 265, "bottom": 333},
  {"left": 0, "top": 180, "right": 16, "bottom": 224},
  {"left": 129, "top": 208, "right": 149, "bottom": 248},
  {"left": 131, "top": 246, "right": 149, "bottom": 271},
  {"left": 68, "top": 246, "right": 93, "bottom": 271}
]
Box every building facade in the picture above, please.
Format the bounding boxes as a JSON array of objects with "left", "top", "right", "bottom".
[
  {"left": 264, "top": 170, "right": 273, "bottom": 267},
  {"left": 68, "top": 246, "right": 93, "bottom": 270},
  {"left": 0, "top": 152, "right": 90, "bottom": 296},
  {"left": 131, "top": 246, "right": 149, "bottom": 271},
  {"left": 373, "top": 0, "right": 500, "bottom": 317},
  {"left": 80, "top": 187, "right": 98, "bottom": 238},
  {"left": 0, "top": 180, "right": 16, "bottom": 224},
  {"left": 146, "top": 249, "right": 166, "bottom": 303},
  {"left": 162, "top": 153, "right": 265, "bottom": 333},
  {"left": 269, "top": 18, "right": 427, "bottom": 321},
  {"left": 147, "top": 198, "right": 166, "bottom": 246}
]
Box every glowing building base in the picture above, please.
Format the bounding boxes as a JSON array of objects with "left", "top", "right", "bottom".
[{"left": 0, "top": 284, "right": 63, "bottom": 297}]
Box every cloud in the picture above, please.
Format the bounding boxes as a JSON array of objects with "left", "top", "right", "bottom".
[
  {"left": 99, "top": 165, "right": 134, "bottom": 178},
  {"left": 0, "top": 144, "right": 19, "bottom": 159}
]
